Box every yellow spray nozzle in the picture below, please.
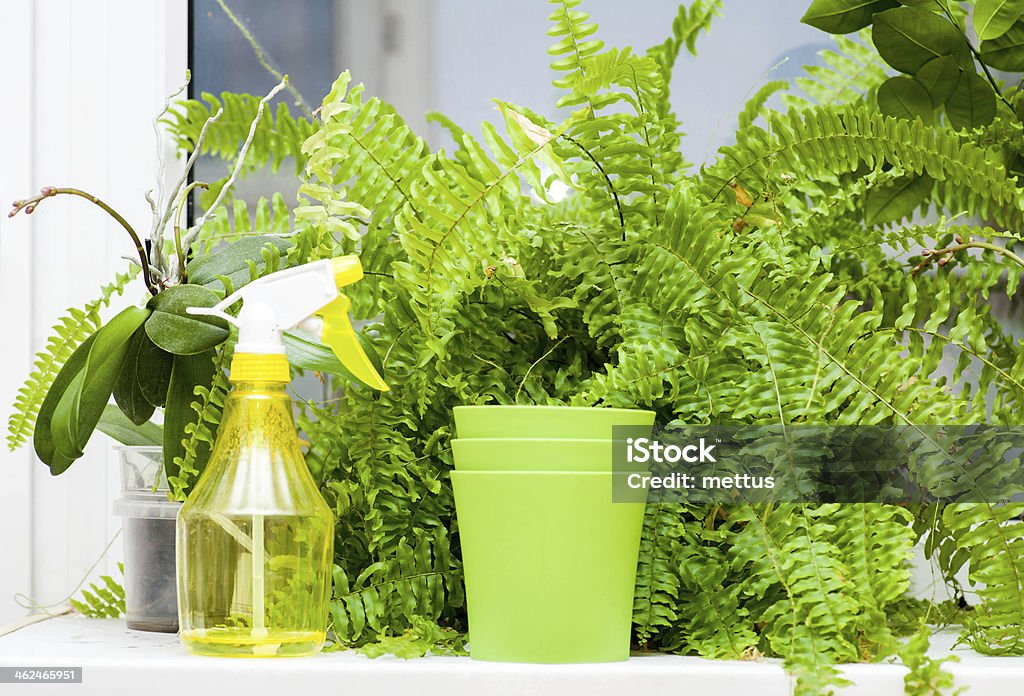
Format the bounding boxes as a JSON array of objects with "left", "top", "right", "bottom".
[
  {"left": 331, "top": 256, "right": 364, "bottom": 288},
  {"left": 319, "top": 295, "right": 389, "bottom": 392}
]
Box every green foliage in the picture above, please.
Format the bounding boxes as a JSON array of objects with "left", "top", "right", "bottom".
[
  {"left": 900, "top": 621, "right": 962, "bottom": 696},
  {"left": 277, "top": 0, "right": 1024, "bottom": 676},
  {"left": 802, "top": 0, "right": 897, "bottom": 35},
  {"left": 647, "top": 0, "right": 720, "bottom": 78},
  {"left": 37, "top": 305, "right": 150, "bottom": 474},
  {"left": 25, "top": 0, "right": 1006, "bottom": 677},
  {"left": 70, "top": 565, "right": 125, "bottom": 619},
  {"left": 943, "top": 503, "right": 1024, "bottom": 654},
  {"left": 7, "top": 269, "right": 135, "bottom": 451},
  {"left": 355, "top": 617, "right": 469, "bottom": 658},
  {"left": 188, "top": 194, "right": 296, "bottom": 256},
  {"left": 632, "top": 504, "right": 688, "bottom": 648},
  {"left": 782, "top": 32, "right": 888, "bottom": 109},
  {"left": 8, "top": 70, "right": 312, "bottom": 474},
  {"left": 10, "top": 0, "right": 1023, "bottom": 681},
  {"left": 738, "top": 80, "right": 788, "bottom": 130},
  {"left": 803, "top": 0, "right": 1024, "bottom": 131},
  {"left": 973, "top": 0, "right": 1024, "bottom": 41},
  {"left": 168, "top": 348, "right": 230, "bottom": 500},
  {"left": 164, "top": 91, "right": 316, "bottom": 176},
  {"left": 96, "top": 404, "right": 162, "bottom": 447},
  {"left": 328, "top": 528, "right": 463, "bottom": 646}
]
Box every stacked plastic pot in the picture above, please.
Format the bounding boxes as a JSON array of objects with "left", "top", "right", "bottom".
[{"left": 451, "top": 405, "right": 655, "bottom": 663}]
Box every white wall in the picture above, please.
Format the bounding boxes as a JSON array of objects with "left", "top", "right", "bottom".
[{"left": 0, "top": 0, "right": 186, "bottom": 626}]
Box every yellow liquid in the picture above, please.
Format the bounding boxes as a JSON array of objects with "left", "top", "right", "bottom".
[{"left": 181, "top": 628, "right": 325, "bottom": 658}]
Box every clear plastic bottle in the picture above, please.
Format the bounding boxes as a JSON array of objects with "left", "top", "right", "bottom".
[{"left": 176, "top": 375, "right": 333, "bottom": 657}]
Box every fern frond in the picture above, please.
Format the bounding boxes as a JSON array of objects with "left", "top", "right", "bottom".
[
  {"left": 667, "top": 543, "right": 758, "bottom": 659},
  {"left": 647, "top": 0, "right": 721, "bottom": 85},
  {"left": 739, "top": 80, "right": 788, "bottom": 130},
  {"left": 547, "top": 0, "right": 605, "bottom": 109},
  {"left": 703, "top": 104, "right": 1024, "bottom": 231},
  {"left": 632, "top": 503, "right": 686, "bottom": 647},
  {"left": 300, "top": 72, "right": 430, "bottom": 232},
  {"left": 7, "top": 269, "right": 136, "bottom": 451},
  {"left": 164, "top": 92, "right": 315, "bottom": 175},
  {"left": 394, "top": 115, "right": 570, "bottom": 346},
  {"left": 832, "top": 504, "right": 915, "bottom": 651},
  {"left": 70, "top": 564, "right": 125, "bottom": 618},
  {"left": 329, "top": 527, "right": 463, "bottom": 645},
  {"left": 943, "top": 503, "right": 1024, "bottom": 655},
  {"left": 900, "top": 621, "right": 961, "bottom": 696},
  {"left": 190, "top": 193, "right": 297, "bottom": 256},
  {"left": 547, "top": 223, "right": 629, "bottom": 349},
  {"left": 732, "top": 504, "right": 857, "bottom": 694},
  {"left": 168, "top": 345, "right": 231, "bottom": 500},
  {"left": 782, "top": 32, "right": 888, "bottom": 110}
]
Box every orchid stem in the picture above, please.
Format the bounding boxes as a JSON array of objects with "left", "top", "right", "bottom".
[{"left": 10, "top": 187, "right": 156, "bottom": 294}]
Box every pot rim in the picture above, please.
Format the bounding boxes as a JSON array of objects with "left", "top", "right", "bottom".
[{"left": 454, "top": 405, "right": 654, "bottom": 415}]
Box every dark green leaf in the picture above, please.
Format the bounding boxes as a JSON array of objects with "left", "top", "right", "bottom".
[
  {"left": 47, "top": 306, "right": 150, "bottom": 469},
  {"left": 33, "top": 333, "right": 97, "bottom": 475},
  {"left": 113, "top": 327, "right": 158, "bottom": 426},
  {"left": 284, "top": 330, "right": 346, "bottom": 375},
  {"left": 876, "top": 76, "right": 934, "bottom": 121},
  {"left": 945, "top": 71, "right": 997, "bottom": 129},
  {"left": 974, "top": 0, "right": 1024, "bottom": 41},
  {"left": 865, "top": 173, "right": 934, "bottom": 226},
  {"left": 914, "top": 56, "right": 961, "bottom": 106},
  {"left": 137, "top": 333, "right": 173, "bottom": 408},
  {"left": 186, "top": 235, "right": 293, "bottom": 292},
  {"left": 801, "top": 0, "right": 897, "bottom": 34},
  {"left": 872, "top": 7, "right": 971, "bottom": 74},
  {"left": 980, "top": 19, "right": 1024, "bottom": 70},
  {"left": 898, "top": 0, "right": 966, "bottom": 21},
  {"left": 96, "top": 404, "right": 163, "bottom": 447},
  {"left": 145, "top": 284, "right": 229, "bottom": 356},
  {"left": 163, "top": 350, "right": 216, "bottom": 481}
]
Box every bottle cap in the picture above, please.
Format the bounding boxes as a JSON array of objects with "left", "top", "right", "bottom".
[{"left": 229, "top": 353, "right": 290, "bottom": 383}]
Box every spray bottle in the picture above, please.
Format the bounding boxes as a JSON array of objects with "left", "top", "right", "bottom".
[{"left": 175, "top": 256, "right": 387, "bottom": 657}]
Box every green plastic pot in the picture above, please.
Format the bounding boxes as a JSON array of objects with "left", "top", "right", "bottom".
[
  {"left": 452, "top": 438, "right": 645, "bottom": 472},
  {"left": 452, "top": 470, "right": 646, "bottom": 663},
  {"left": 453, "top": 405, "right": 654, "bottom": 440}
]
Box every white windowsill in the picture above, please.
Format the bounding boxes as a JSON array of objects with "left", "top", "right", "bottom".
[{"left": 0, "top": 615, "right": 1021, "bottom": 695}]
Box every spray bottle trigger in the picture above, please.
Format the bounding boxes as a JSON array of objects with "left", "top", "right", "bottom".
[{"left": 318, "top": 295, "right": 389, "bottom": 392}]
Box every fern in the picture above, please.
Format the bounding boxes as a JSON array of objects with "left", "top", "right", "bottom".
[
  {"left": 209, "top": 0, "right": 1024, "bottom": 673},
  {"left": 900, "top": 621, "right": 963, "bottom": 696},
  {"left": 299, "top": 71, "right": 430, "bottom": 232},
  {"left": 70, "top": 564, "right": 126, "bottom": 618},
  {"left": 703, "top": 104, "right": 1024, "bottom": 230},
  {"left": 394, "top": 112, "right": 571, "bottom": 346},
  {"left": 668, "top": 543, "right": 758, "bottom": 659},
  {"left": 189, "top": 193, "right": 298, "bottom": 256},
  {"left": 165, "top": 91, "right": 315, "bottom": 176},
  {"left": 782, "top": 31, "right": 889, "bottom": 110},
  {"left": 739, "top": 80, "right": 788, "bottom": 130},
  {"left": 647, "top": 0, "right": 721, "bottom": 79},
  {"left": 329, "top": 527, "right": 463, "bottom": 646},
  {"left": 943, "top": 503, "right": 1024, "bottom": 655},
  {"left": 733, "top": 505, "right": 859, "bottom": 694},
  {"left": 356, "top": 617, "right": 468, "bottom": 658},
  {"left": 168, "top": 346, "right": 231, "bottom": 501},
  {"left": 632, "top": 503, "right": 687, "bottom": 647},
  {"left": 547, "top": 0, "right": 606, "bottom": 110},
  {"left": 7, "top": 269, "right": 136, "bottom": 450}
]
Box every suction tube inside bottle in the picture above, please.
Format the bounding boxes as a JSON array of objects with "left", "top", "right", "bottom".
[{"left": 252, "top": 513, "right": 266, "bottom": 639}]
